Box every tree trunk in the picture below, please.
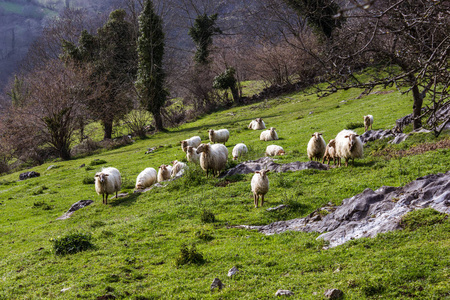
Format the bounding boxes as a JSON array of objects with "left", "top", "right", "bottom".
[
  {"left": 230, "top": 85, "right": 240, "bottom": 104},
  {"left": 153, "top": 109, "right": 164, "bottom": 132},
  {"left": 103, "top": 120, "right": 113, "bottom": 140},
  {"left": 412, "top": 84, "right": 423, "bottom": 130}
]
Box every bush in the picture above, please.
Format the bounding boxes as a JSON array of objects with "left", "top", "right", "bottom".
[
  {"left": 50, "top": 232, "right": 94, "bottom": 255},
  {"left": 400, "top": 208, "right": 448, "bottom": 231},
  {"left": 195, "top": 230, "right": 214, "bottom": 242},
  {"left": 175, "top": 244, "right": 205, "bottom": 267},
  {"left": 345, "top": 122, "right": 364, "bottom": 130},
  {"left": 89, "top": 159, "right": 107, "bottom": 166},
  {"left": 82, "top": 176, "right": 95, "bottom": 184},
  {"left": 200, "top": 209, "right": 215, "bottom": 223}
]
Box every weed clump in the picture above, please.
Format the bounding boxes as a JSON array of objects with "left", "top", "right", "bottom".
[
  {"left": 175, "top": 244, "right": 205, "bottom": 267},
  {"left": 32, "top": 200, "right": 53, "bottom": 210},
  {"left": 50, "top": 232, "right": 94, "bottom": 255},
  {"left": 346, "top": 122, "right": 364, "bottom": 130},
  {"left": 195, "top": 230, "right": 214, "bottom": 241},
  {"left": 89, "top": 159, "right": 107, "bottom": 166},
  {"left": 400, "top": 208, "right": 448, "bottom": 231},
  {"left": 82, "top": 176, "right": 95, "bottom": 184},
  {"left": 200, "top": 209, "right": 215, "bottom": 223}
]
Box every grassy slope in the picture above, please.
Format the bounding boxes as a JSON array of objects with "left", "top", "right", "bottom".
[{"left": 0, "top": 85, "right": 449, "bottom": 299}]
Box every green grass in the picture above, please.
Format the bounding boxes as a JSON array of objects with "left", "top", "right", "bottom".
[{"left": 0, "top": 83, "right": 449, "bottom": 299}]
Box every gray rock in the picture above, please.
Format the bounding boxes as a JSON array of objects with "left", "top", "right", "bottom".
[
  {"left": 47, "top": 165, "right": 57, "bottom": 171},
  {"left": 228, "top": 266, "right": 239, "bottom": 277},
  {"left": 19, "top": 171, "right": 40, "bottom": 181},
  {"left": 275, "top": 289, "right": 294, "bottom": 296},
  {"left": 266, "top": 205, "right": 289, "bottom": 212},
  {"left": 324, "top": 289, "right": 343, "bottom": 299},
  {"left": 79, "top": 164, "right": 85, "bottom": 168},
  {"left": 57, "top": 200, "right": 94, "bottom": 220},
  {"left": 210, "top": 278, "right": 224, "bottom": 291},
  {"left": 359, "top": 129, "right": 396, "bottom": 144}
]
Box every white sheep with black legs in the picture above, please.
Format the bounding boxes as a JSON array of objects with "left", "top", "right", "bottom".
[
  {"left": 364, "top": 115, "right": 374, "bottom": 132},
  {"left": 94, "top": 167, "right": 122, "bottom": 204},
  {"left": 265, "top": 145, "right": 285, "bottom": 156},
  {"left": 171, "top": 160, "right": 187, "bottom": 177},
  {"left": 180, "top": 136, "right": 202, "bottom": 152},
  {"left": 186, "top": 146, "right": 200, "bottom": 164},
  {"left": 251, "top": 169, "right": 270, "bottom": 208},
  {"left": 208, "top": 129, "right": 230, "bottom": 144},
  {"left": 196, "top": 143, "right": 228, "bottom": 177},
  {"left": 157, "top": 164, "right": 173, "bottom": 182},
  {"left": 260, "top": 127, "right": 279, "bottom": 141},
  {"left": 335, "top": 129, "right": 363, "bottom": 167},
  {"left": 322, "top": 139, "right": 337, "bottom": 165},
  {"left": 307, "top": 132, "right": 326, "bottom": 161},
  {"left": 232, "top": 143, "right": 248, "bottom": 160},
  {"left": 135, "top": 167, "right": 157, "bottom": 190},
  {"left": 248, "top": 118, "right": 266, "bottom": 130}
]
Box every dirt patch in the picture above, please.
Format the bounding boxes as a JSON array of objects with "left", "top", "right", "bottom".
[{"left": 374, "top": 139, "right": 450, "bottom": 159}]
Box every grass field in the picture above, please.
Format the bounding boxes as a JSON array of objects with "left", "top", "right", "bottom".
[{"left": 0, "top": 83, "right": 449, "bottom": 299}]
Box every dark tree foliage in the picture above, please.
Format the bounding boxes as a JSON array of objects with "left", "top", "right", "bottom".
[
  {"left": 213, "top": 67, "right": 240, "bottom": 103},
  {"left": 188, "top": 13, "right": 222, "bottom": 65},
  {"left": 135, "top": 0, "right": 167, "bottom": 132}
]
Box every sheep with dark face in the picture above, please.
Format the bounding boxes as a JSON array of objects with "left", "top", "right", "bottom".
[
  {"left": 94, "top": 167, "right": 122, "bottom": 204},
  {"left": 260, "top": 127, "right": 279, "bottom": 141},
  {"left": 157, "top": 164, "right": 173, "bottom": 182},
  {"left": 248, "top": 118, "right": 266, "bottom": 130},
  {"left": 307, "top": 132, "right": 326, "bottom": 161},
  {"left": 335, "top": 129, "right": 363, "bottom": 167},
  {"left": 180, "top": 136, "right": 201, "bottom": 152},
  {"left": 196, "top": 143, "right": 228, "bottom": 177},
  {"left": 322, "top": 139, "right": 337, "bottom": 165},
  {"left": 251, "top": 169, "right": 270, "bottom": 208}
]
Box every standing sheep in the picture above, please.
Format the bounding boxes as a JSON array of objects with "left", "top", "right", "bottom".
[
  {"left": 364, "top": 115, "right": 374, "bottom": 132},
  {"left": 135, "top": 167, "right": 157, "bottom": 190},
  {"left": 186, "top": 146, "right": 200, "bottom": 164},
  {"left": 208, "top": 129, "right": 230, "bottom": 144},
  {"left": 94, "top": 167, "right": 122, "bottom": 204},
  {"left": 157, "top": 164, "right": 173, "bottom": 182},
  {"left": 180, "top": 136, "right": 202, "bottom": 152},
  {"left": 251, "top": 169, "right": 270, "bottom": 208},
  {"left": 265, "top": 145, "right": 285, "bottom": 156},
  {"left": 248, "top": 118, "right": 266, "bottom": 130},
  {"left": 232, "top": 143, "right": 248, "bottom": 160},
  {"left": 171, "top": 160, "right": 187, "bottom": 177},
  {"left": 335, "top": 129, "right": 363, "bottom": 167},
  {"left": 196, "top": 143, "right": 228, "bottom": 177},
  {"left": 322, "top": 139, "right": 337, "bottom": 165},
  {"left": 307, "top": 132, "right": 326, "bottom": 161},
  {"left": 260, "top": 127, "right": 279, "bottom": 141}
]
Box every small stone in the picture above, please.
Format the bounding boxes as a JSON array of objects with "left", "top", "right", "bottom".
[
  {"left": 228, "top": 266, "right": 239, "bottom": 277},
  {"left": 47, "top": 165, "right": 57, "bottom": 171},
  {"left": 266, "top": 204, "right": 288, "bottom": 212},
  {"left": 333, "top": 267, "right": 340, "bottom": 273},
  {"left": 324, "top": 288, "right": 343, "bottom": 299},
  {"left": 61, "top": 287, "right": 71, "bottom": 292},
  {"left": 275, "top": 289, "right": 294, "bottom": 296},
  {"left": 79, "top": 164, "right": 85, "bottom": 168},
  {"left": 210, "top": 278, "right": 224, "bottom": 291}
]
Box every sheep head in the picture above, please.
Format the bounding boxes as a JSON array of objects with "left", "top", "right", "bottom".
[
  {"left": 328, "top": 139, "right": 336, "bottom": 148},
  {"left": 95, "top": 172, "right": 109, "bottom": 183},
  {"left": 344, "top": 134, "right": 359, "bottom": 149},
  {"left": 311, "top": 132, "right": 323, "bottom": 140},
  {"left": 180, "top": 140, "right": 188, "bottom": 150},
  {"left": 256, "top": 169, "right": 270, "bottom": 178},
  {"left": 277, "top": 149, "right": 285, "bottom": 156},
  {"left": 196, "top": 143, "right": 210, "bottom": 154}
]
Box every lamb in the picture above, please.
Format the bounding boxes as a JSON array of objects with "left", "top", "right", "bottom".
[
  {"left": 171, "top": 160, "right": 187, "bottom": 177},
  {"left": 307, "top": 132, "right": 326, "bottom": 161},
  {"left": 208, "top": 129, "right": 230, "bottom": 144},
  {"left": 94, "top": 167, "right": 122, "bottom": 204},
  {"left": 364, "top": 115, "right": 374, "bottom": 132},
  {"left": 180, "top": 136, "right": 202, "bottom": 152},
  {"left": 260, "top": 127, "right": 279, "bottom": 141},
  {"left": 322, "top": 139, "right": 337, "bottom": 165},
  {"left": 186, "top": 146, "right": 200, "bottom": 164},
  {"left": 157, "top": 164, "right": 173, "bottom": 182},
  {"left": 135, "top": 167, "right": 157, "bottom": 190},
  {"left": 196, "top": 143, "right": 228, "bottom": 177},
  {"left": 232, "top": 143, "right": 248, "bottom": 160},
  {"left": 248, "top": 118, "right": 266, "bottom": 130},
  {"left": 335, "top": 129, "right": 363, "bottom": 167},
  {"left": 265, "top": 145, "right": 285, "bottom": 156},
  {"left": 251, "top": 169, "right": 270, "bottom": 208}
]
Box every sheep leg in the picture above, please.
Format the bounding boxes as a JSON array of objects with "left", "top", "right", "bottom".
[
  {"left": 261, "top": 194, "right": 264, "bottom": 207},
  {"left": 105, "top": 194, "right": 108, "bottom": 205},
  {"left": 345, "top": 158, "right": 349, "bottom": 167},
  {"left": 254, "top": 194, "right": 258, "bottom": 208}
]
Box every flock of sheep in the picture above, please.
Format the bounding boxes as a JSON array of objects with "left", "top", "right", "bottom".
[{"left": 94, "top": 115, "right": 374, "bottom": 207}]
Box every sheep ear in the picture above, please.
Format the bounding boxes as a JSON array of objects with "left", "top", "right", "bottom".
[
  {"left": 105, "top": 174, "right": 109, "bottom": 176},
  {"left": 95, "top": 174, "right": 99, "bottom": 177},
  {"left": 344, "top": 135, "right": 349, "bottom": 138},
  {"left": 311, "top": 134, "right": 314, "bottom": 137},
  {"left": 319, "top": 133, "right": 323, "bottom": 135},
  {"left": 255, "top": 171, "right": 260, "bottom": 174},
  {"left": 355, "top": 135, "right": 359, "bottom": 137}
]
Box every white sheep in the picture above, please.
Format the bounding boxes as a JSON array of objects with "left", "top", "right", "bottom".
[
  {"left": 335, "top": 129, "right": 363, "bottom": 167},
  {"left": 322, "top": 139, "right": 337, "bottom": 165},
  {"left": 135, "top": 167, "right": 157, "bottom": 190},
  {"left": 186, "top": 146, "right": 200, "bottom": 164},
  {"left": 180, "top": 136, "right": 202, "bottom": 152},
  {"left": 265, "top": 145, "right": 285, "bottom": 156},
  {"left": 251, "top": 169, "right": 270, "bottom": 208},
  {"left": 248, "top": 118, "right": 266, "bottom": 130},
  {"left": 260, "top": 127, "right": 279, "bottom": 141},
  {"left": 94, "top": 167, "right": 122, "bottom": 204},
  {"left": 196, "top": 143, "right": 228, "bottom": 177},
  {"left": 157, "top": 164, "right": 173, "bottom": 182},
  {"left": 171, "top": 160, "right": 187, "bottom": 177},
  {"left": 232, "top": 143, "right": 248, "bottom": 160},
  {"left": 364, "top": 115, "right": 374, "bottom": 132},
  {"left": 208, "top": 129, "right": 230, "bottom": 144},
  {"left": 307, "top": 132, "right": 326, "bottom": 161}
]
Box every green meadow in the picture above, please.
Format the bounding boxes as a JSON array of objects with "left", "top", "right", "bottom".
[{"left": 1, "top": 84, "right": 449, "bottom": 299}]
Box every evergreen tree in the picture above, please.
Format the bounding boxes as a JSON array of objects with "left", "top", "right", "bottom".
[
  {"left": 188, "top": 14, "right": 222, "bottom": 65},
  {"left": 135, "top": 0, "right": 167, "bottom": 132}
]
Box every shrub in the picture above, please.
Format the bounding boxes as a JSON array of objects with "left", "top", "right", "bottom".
[
  {"left": 175, "top": 244, "right": 205, "bottom": 267},
  {"left": 82, "top": 176, "right": 95, "bottom": 184},
  {"left": 50, "top": 232, "right": 94, "bottom": 255},
  {"left": 195, "top": 230, "right": 214, "bottom": 241},
  {"left": 200, "top": 209, "right": 215, "bottom": 223},
  {"left": 32, "top": 200, "right": 53, "bottom": 210},
  {"left": 400, "top": 208, "right": 448, "bottom": 231},
  {"left": 89, "top": 159, "right": 107, "bottom": 166}
]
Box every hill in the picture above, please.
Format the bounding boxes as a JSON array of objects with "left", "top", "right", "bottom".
[{"left": 0, "top": 84, "right": 449, "bottom": 299}]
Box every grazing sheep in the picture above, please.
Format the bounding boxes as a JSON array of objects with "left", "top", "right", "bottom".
[
  {"left": 232, "top": 143, "right": 248, "bottom": 160},
  {"left": 196, "top": 143, "right": 228, "bottom": 177},
  {"left": 135, "top": 167, "right": 157, "bottom": 190},
  {"left": 208, "top": 129, "right": 230, "bottom": 144},
  {"left": 94, "top": 167, "right": 122, "bottom": 204},
  {"left": 186, "top": 146, "right": 200, "bottom": 164},
  {"left": 251, "top": 169, "right": 270, "bottom": 208},
  {"left": 157, "top": 164, "right": 173, "bottom": 182},
  {"left": 364, "top": 115, "right": 374, "bottom": 132},
  {"left": 322, "top": 139, "right": 337, "bottom": 165},
  {"left": 171, "top": 160, "right": 187, "bottom": 177},
  {"left": 265, "top": 145, "right": 285, "bottom": 156},
  {"left": 260, "top": 127, "right": 279, "bottom": 141},
  {"left": 335, "top": 129, "right": 363, "bottom": 167},
  {"left": 248, "top": 118, "right": 266, "bottom": 130},
  {"left": 180, "top": 136, "right": 202, "bottom": 152},
  {"left": 307, "top": 132, "right": 326, "bottom": 161}
]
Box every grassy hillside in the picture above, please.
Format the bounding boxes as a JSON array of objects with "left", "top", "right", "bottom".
[{"left": 0, "top": 85, "right": 449, "bottom": 299}]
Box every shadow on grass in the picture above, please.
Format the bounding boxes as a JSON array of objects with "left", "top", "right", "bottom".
[{"left": 110, "top": 192, "right": 141, "bottom": 207}]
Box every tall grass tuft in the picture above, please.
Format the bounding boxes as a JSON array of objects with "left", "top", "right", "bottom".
[{"left": 50, "top": 232, "right": 94, "bottom": 255}]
